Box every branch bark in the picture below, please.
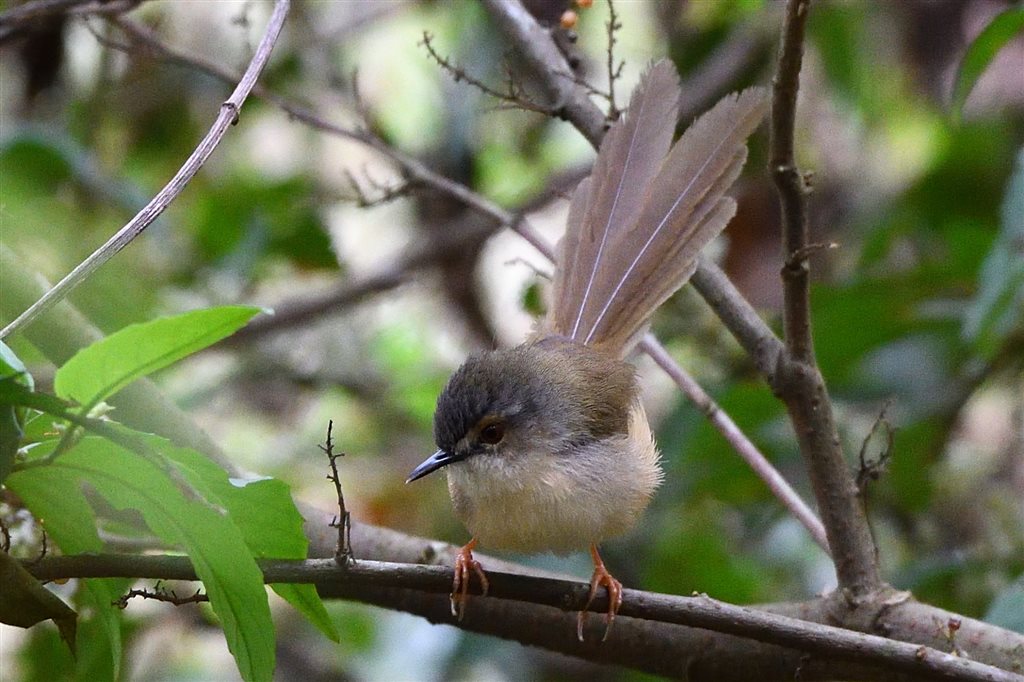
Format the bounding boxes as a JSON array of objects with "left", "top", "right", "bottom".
[
  {"left": 25, "top": 552, "right": 1024, "bottom": 682},
  {"left": 767, "top": 0, "right": 881, "bottom": 595}
]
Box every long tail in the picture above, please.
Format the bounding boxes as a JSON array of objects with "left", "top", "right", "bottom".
[{"left": 547, "top": 60, "right": 767, "bottom": 356}]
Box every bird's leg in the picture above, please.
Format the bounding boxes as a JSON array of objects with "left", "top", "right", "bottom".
[
  {"left": 577, "top": 544, "right": 623, "bottom": 642},
  {"left": 450, "top": 537, "right": 488, "bottom": 620}
]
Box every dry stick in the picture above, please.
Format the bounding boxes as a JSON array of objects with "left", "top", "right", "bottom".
[
  {"left": 105, "top": 11, "right": 830, "bottom": 555},
  {"left": 0, "top": 0, "right": 291, "bottom": 340},
  {"left": 639, "top": 334, "right": 828, "bottom": 552},
  {"left": 24, "top": 554, "right": 1024, "bottom": 682},
  {"left": 767, "top": 0, "right": 881, "bottom": 594}
]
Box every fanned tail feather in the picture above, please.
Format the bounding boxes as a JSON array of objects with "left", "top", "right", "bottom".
[
  {"left": 549, "top": 60, "right": 680, "bottom": 342},
  {"left": 547, "top": 60, "right": 767, "bottom": 356}
]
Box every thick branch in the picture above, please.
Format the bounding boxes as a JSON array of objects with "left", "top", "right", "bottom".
[
  {"left": 25, "top": 553, "right": 1024, "bottom": 682},
  {"left": 767, "top": 0, "right": 881, "bottom": 594}
]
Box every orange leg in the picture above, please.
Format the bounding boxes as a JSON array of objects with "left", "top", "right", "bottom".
[
  {"left": 577, "top": 544, "right": 623, "bottom": 642},
  {"left": 451, "top": 538, "right": 489, "bottom": 620}
]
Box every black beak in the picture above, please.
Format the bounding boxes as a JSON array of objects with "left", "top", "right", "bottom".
[{"left": 406, "top": 449, "right": 464, "bottom": 483}]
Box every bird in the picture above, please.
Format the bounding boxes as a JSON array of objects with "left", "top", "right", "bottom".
[{"left": 407, "top": 59, "right": 767, "bottom": 641}]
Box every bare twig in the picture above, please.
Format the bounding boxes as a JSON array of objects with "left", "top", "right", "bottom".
[
  {"left": 856, "top": 401, "right": 896, "bottom": 494},
  {"left": 113, "top": 581, "right": 208, "bottom": 608},
  {"left": 640, "top": 334, "right": 829, "bottom": 552},
  {"left": 319, "top": 421, "right": 353, "bottom": 566},
  {"left": 0, "top": 0, "right": 291, "bottom": 340},
  {"left": 771, "top": 0, "right": 813, "bottom": 364},
  {"left": 420, "top": 31, "right": 552, "bottom": 115},
  {"left": 342, "top": 166, "right": 416, "bottom": 208},
  {"left": 603, "top": 0, "right": 624, "bottom": 118}
]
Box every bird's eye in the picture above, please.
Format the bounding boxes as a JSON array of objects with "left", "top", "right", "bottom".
[{"left": 478, "top": 422, "right": 505, "bottom": 445}]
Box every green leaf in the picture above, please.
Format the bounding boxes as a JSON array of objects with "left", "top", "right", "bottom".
[
  {"left": 0, "top": 343, "right": 33, "bottom": 484},
  {"left": 8, "top": 437, "right": 276, "bottom": 681},
  {"left": 141, "top": 434, "right": 339, "bottom": 641},
  {"left": 5, "top": 446, "right": 123, "bottom": 678},
  {"left": 963, "top": 148, "right": 1024, "bottom": 358},
  {"left": 54, "top": 305, "right": 264, "bottom": 409},
  {"left": 951, "top": 7, "right": 1024, "bottom": 118}
]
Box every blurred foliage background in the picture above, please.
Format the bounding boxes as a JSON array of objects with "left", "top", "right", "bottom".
[{"left": 1, "top": 0, "right": 1022, "bottom": 679}]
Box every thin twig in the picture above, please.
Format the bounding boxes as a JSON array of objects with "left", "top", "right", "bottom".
[
  {"left": 0, "top": 0, "right": 291, "bottom": 340},
  {"left": 640, "top": 334, "right": 829, "bottom": 552},
  {"left": 114, "top": 581, "right": 208, "bottom": 608},
  {"left": 319, "top": 421, "right": 353, "bottom": 566},
  {"left": 604, "top": 0, "right": 623, "bottom": 118},
  {"left": 856, "top": 401, "right": 896, "bottom": 494},
  {"left": 420, "top": 31, "right": 552, "bottom": 115}
]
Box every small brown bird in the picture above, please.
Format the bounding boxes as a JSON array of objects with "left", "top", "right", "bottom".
[{"left": 408, "top": 60, "right": 766, "bottom": 640}]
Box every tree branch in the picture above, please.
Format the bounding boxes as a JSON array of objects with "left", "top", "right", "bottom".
[
  {"left": 771, "top": 0, "right": 814, "bottom": 364},
  {"left": 0, "top": 0, "right": 290, "bottom": 340},
  {"left": 25, "top": 553, "right": 1024, "bottom": 682},
  {"left": 481, "top": 0, "right": 607, "bottom": 147},
  {"left": 766, "top": 0, "right": 882, "bottom": 595}
]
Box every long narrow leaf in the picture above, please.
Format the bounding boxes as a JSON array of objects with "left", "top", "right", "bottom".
[
  {"left": 55, "top": 305, "right": 264, "bottom": 408},
  {"left": 951, "top": 7, "right": 1024, "bottom": 118}
]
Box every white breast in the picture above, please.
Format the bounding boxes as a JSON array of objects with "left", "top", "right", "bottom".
[{"left": 445, "top": 403, "right": 663, "bottom": 554}]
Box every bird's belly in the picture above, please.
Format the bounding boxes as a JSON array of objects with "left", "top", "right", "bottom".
[{"left": 445, "top": 429, "right": 661, "bottom": 554}]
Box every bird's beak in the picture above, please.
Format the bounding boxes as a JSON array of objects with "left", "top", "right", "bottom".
[{"left": 406, "top": 449, "right": 463, "bottom": 483}]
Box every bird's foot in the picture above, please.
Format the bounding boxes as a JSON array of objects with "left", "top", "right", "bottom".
[
  {"left": 577, "top": 544, "right": 623, "bottom": 642},
  {"left": 451, "top": 538, "right": 488, "bottom": 620}
]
